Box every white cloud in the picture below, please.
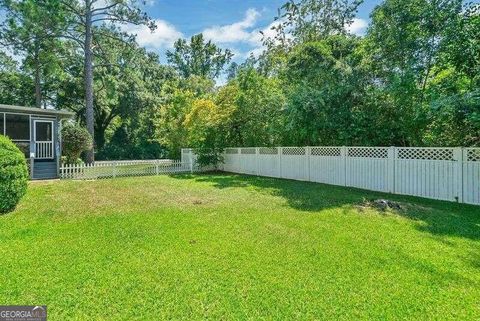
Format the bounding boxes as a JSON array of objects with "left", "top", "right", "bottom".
[
  {"left": 203, "top": 8, "right": 261, "bottom": 44},
  {"left": 202, "top": 8, "right": 288, "bottom": 60},
  {"left": 247, "top": 19, "right": 288, "bottom": 58},
  {"left": 200, "top": 8, "right": 290, "bottom": 60},
  {"left": 249, "top": 19, "right": 281, "bottom": 46},
  {"left": 123, "top": 19, "right": 183, "bottom": 49},
  {"left": 247, "top": 46, "right": 265, "bottom": 58},
  {"left": 202, "top": 10, "right": 367, "bottom": 62},
  {"left": 347, "top": 18, "right": 368, "bottom": 36}
]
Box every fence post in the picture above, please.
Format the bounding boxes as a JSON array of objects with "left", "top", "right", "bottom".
[
  {"left": 189, "top": 150, "right": 193, "bottom": 174},
  {"left": 454, "top": 147, "right": 463, "bottom": 203},
  {"left": 341, "top": 146, "right": 347, "bottom": 186},
  {"left": 155, "top": 160, "right": 159, "bottom": 176},
  {"left": 113, "top": 161, "right": 117, "bottom": 178},
  {"left": 388, "top": 146, "right": 396, "bottom": 194},
  {"left": 279, "top": 147, "right": 283, "bottom": 178},
  {"left": 306, "top": 146, "right": 311, "bottom": 182},
  {"left": 255, "top": 147, "right": 259, "bottom": 175}
]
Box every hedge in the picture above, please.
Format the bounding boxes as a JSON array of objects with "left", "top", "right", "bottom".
[{"left": 0, "top": 135, "right": 28, "bottom": 214}]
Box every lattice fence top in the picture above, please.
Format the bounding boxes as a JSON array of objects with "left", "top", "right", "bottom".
[
  {"left": 259, "top": 147, "right": 278, "bottom": 155},
  {"left": 221, "top": 146, "right": 479, "bottom": 161},
  {"left": 241, "top": 148, "right": 256, "bottom": 155},
  {"left": 311, "top": 147, "right": 341, "bottom": 157},
  {"left": 282, "top": 147, "right": 306, "bottom": 155},
  {"left": 397, "top": 148, "right": 454, "bottom": 161},
  {"left": 466, "top": 149, "right": 480, "bottom": 162},
  {"left": 225, "top": 148, "right": 239, "bottom": 154},
  {"left": 347, "top": 147, "right": 388, "bottom": 159}
]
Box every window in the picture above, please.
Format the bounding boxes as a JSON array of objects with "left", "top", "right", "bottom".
[
  {"left": 0, "top": 113, "right": 4, "bottom": 135},
  {"left": 5, "top": 114, "right": 30, "bottom": 140}
]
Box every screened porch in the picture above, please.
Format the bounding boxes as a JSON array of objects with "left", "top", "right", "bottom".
[{"left": 0, "top": 104, "right": 74, "bottom": 179}]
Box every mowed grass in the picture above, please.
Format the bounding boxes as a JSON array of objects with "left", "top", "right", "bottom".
[{"left": 1, "top": 173, "right": 479, "bottom": 320}]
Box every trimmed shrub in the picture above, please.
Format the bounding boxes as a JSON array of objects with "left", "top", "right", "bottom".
[
  {"left": 0, "top": 135, "right": 28, "bottom": 214},
  {"left": 62, "top": 123, "right": 93, "bottom": 164}
]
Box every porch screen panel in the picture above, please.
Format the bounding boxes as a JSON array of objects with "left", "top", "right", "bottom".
[
  {"left": 13, "top": 142, "right": 30, "bottom": 158},
  {"left": 36, "top": 122, "right": 53, "bottom": 141},
  {"left": 5, "top": 114, "right": 30, "bottom": 140},
  {"left": 0, "top": 113, "right": 4, "bottom": 135}
]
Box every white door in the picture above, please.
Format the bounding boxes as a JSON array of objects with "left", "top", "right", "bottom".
[{"left": 34, "top": 120, "right": 54, "bottom": 159}]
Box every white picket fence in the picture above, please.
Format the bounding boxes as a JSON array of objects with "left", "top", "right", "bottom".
[
  {"left": 60, "top": 159, "right": 198, "bottom": 180},
  {"left": 196, "top": 146, "right": 479, "bottom": 206}
]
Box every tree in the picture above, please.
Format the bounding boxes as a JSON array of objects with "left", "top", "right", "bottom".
[
  {"left": 59, "top": 0, "right": 155, "bottom": 163},
  {"left": 258, "top": 0, "right": 363, "bottom": 76},
  {"left": 280, "top": 37, "right": 370, "bottom": 145},
  {"left": 0, "top": 0, "right": 66, "bottom": 108},
  {"left": 90, "top": 27, "right": 153, "bottom": 149},
  {"left": 166, "top": 33, "right": 233, "bottom": 80},
  {"left": 61, "top": 123, "right": 93, "bottom": 164},
  {"left": 425, "top": 90, "right": 480, "bottom": 146},
  {"left": 440, "top": 3, "right": 479, "bottom": 87},
  {"left": 267, "top": 0, "right": 363, "bottom": 45},
  {"left": 92, "top": 34, "right": 177, "bottom": 159},
  {"left": 226, "top": 68, "right": 285, "bottom": 146},
  {"left": 367, "top": 0, "right": 468, "bottom": 145},
  {"left": 0, "top": 51, "right": 35, "bottom": 106},
  {"left": 154, "top": 89, "right": 195, "bottom": 159},
  {"left": 368, "top": 0, "right": 463, "bottom": 93},
  {"left": 184, "top": 98, "right": 234, "bottom": 165}
]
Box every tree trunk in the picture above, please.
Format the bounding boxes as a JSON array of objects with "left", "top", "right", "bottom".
[
  {"left": 84, "top": 0, "right": 95, "bottom": 163},
  {"left": 34, "top": 43, "right": 42, "bottom": 108},
  {"left": 94, "top": 126, "right": 107, "bottom": 150}
]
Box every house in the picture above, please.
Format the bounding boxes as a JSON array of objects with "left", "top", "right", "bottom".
[{"left": 0, "top": 104, "right": 75, "bottom": 180}]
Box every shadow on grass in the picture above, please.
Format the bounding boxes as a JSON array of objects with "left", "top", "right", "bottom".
[{"left": 172, "top": 172, "right": 480, "bottom": 241}]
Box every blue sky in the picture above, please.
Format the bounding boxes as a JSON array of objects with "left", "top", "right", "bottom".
[{"left": 124, "top": 0, "right": 383, "bottom": 63}]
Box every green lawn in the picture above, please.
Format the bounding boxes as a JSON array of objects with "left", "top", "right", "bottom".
[{"left": 1, "top": 173, "right": 479, "bottom": 320}]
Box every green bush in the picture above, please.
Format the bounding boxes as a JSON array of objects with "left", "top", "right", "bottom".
[
  {"left": 0, "top": 135, "right": 28, "bottom": 214},
  {"left": 62, "top": 123, "right": 93, "bottom": 164}
]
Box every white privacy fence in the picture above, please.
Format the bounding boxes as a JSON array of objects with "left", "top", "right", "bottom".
[
  {"left": 216, "top": 146, "right": 480, "bottom": 205},
  {"left": 60, "top": 159, "right": 199, "bottom": 180}
]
